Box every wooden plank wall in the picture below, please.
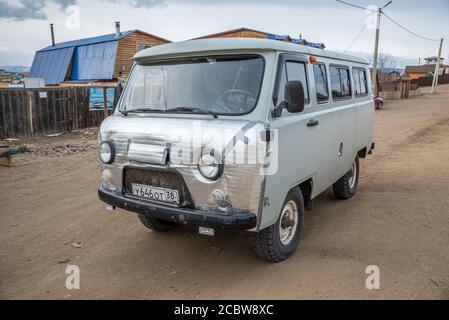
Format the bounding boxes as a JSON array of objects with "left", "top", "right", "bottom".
[
  {"left": 114, "top": 31, "right": 170, "bottom": 80},
  {"left": 217, "top": 30, "right": 268, "bottom": 39},
  {"left": 0, "top": 87, "right": 114, "bottom": 139}
]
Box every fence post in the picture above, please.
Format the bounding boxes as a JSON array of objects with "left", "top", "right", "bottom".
[
  {"left": 27, "top": 91, "right": 34, "bottom": 137},
  {"left": 103, "top": 87, "right": 108, "bottom": 119}
]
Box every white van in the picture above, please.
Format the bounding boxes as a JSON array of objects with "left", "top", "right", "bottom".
[{"left": 98, "top": 38, "right": 375, "bottom": 262}]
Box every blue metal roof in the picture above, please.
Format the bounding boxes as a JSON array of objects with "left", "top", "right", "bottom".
[
  {"left": 71, "top": 41, "right": 118, "bottom": 81},
  {"left": 30, "top": 30, "right": 140, "bottom": 84},
  {"left": 29, "top": 47, "right": 74, "bottom": 85},
  {"left": 38, "top": 30, "right": 136, "bottom": 52}
]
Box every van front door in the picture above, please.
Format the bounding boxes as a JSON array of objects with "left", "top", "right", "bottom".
[{"left": 259, "top": 54, "right": 334, "bottom": 230}]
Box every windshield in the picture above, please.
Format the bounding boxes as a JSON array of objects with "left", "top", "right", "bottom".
[{"left": 119, "top": 55, "right": 264, "bottom": 115}]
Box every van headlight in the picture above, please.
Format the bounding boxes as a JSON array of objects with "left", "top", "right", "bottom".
[
  {"left": 198, "top": 153, "right": 223, "bottom": 181},
  {"left": 99, "top": 141, "right": 115, "bottom": 164}
]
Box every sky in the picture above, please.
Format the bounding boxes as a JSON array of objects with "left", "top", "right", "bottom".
[{"left": 0, "top": 0, "right": 448, "bottom": 67}]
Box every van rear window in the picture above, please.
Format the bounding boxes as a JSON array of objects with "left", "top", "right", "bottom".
[
  {"left": 330, "top": 66, "right": 352, "bottom": 100},
  {"left": 352, "top": 68, "right": 368, "bottom": 97}
]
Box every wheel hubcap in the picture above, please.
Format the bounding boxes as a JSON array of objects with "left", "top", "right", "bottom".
[
  {"left": 348, "top": 160, "right": 357, "bottom": 189},
  {"left": 279, "top": 200, "right": 299, "bottom": 246}
]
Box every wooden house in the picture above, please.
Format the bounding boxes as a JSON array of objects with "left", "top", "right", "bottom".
[{"left": 194, "top": 27, "right": 326, "bottom": 49}]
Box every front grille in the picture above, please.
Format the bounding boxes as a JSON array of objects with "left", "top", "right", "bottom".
[{"left": 123, "top": 167, "right": 194, "bottom": 208}]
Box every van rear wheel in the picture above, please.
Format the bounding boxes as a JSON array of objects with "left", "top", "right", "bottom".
[
  {"left": 251, "top": 188, "right": 304, "bottom": 262},
  {"left": 138, "top": 214, "right": 179, "bottom": 232},
  {"left": 333, "top": 156, "right": 360, "bottom": 200}
]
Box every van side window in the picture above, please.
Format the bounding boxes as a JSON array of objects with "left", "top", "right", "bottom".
[
  {"left": 285, "top": 61, "right": 310, "bottom": 105},
  {"left": 274, "top": 61, "right": 310, "bottom": 108},
  {"left": 330, "top": 66, "right": 352, "bottom": 100},
  {"left": 352, "top": 68, "right": 368, "bottom": 97},
  {"left": 313, "top": 63, "right": 329, "bottom": 103}
]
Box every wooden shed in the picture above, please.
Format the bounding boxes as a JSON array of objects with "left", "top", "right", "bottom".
[{"left": 29, "top": 24, "right": 171, "bottom": 86}]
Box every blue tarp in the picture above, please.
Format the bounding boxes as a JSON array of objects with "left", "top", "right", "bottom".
[
  {"left": 266, "top": 33, "right": 290, "bottom": 41},
  {"left": 71, "top": 41, "right": 118, "bottom": 81},
  {"left": 29, "top": 30, "right": 136, "bottom": 85},
  {"left": 29, "top": 47, "right": 74, "bottom": 85}
]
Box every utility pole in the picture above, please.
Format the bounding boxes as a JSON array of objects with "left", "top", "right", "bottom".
[
  {"left": 431, "top": 38, "right": 444, "bottom": 94},
  {"left": 372, "top": 1, "right": 392, "bottom": 95},
  {"left": 372, "top": 7, "right": 382, "bottom": 95}
]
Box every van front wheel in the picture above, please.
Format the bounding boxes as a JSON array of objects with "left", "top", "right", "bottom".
[
  {"left": 251, "top": 188, "right": 304, "bottom": 262},
  {"left": 333, "top": 156, "right": 360, "bottom": 200},
  {"left": 138, "top": 214, "right": 179, "bottom": 232}
]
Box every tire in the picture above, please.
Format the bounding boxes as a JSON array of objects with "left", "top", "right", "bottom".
[
  {"left": 333, "top": 156, "right": 360, "bottom": 200},
  {"left": 251, "top": 188, "right": 304, "bottom": 262},
  {"left": 138, "top": 214, "right": 179, "bottom": 232}
]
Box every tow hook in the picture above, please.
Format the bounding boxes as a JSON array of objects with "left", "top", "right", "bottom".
[{"left": 105, "top": 204, "right": 116, "bottom": 212}]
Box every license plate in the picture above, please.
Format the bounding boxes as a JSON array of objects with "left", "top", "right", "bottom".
[{"left": 131, "top": 183, "right": 179, "bottom": 205}]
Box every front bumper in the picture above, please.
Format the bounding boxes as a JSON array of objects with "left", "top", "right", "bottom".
[{"left": 98, "top": 188, "right": 257, "bottom": 230}]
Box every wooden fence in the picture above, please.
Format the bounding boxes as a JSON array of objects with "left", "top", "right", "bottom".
[
  {"left": 411, "top": 74, "right": 449, "bottom": 87},
  {"left": 0, "top": 87, "right": 115, "bottom": 139}
]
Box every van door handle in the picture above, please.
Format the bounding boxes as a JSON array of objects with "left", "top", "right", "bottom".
[{"left": 307, "top": 119, "right": 320, "bottom": 127}]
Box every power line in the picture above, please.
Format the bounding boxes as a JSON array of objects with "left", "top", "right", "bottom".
[
  {"left": 336, "top": 0, "right": 441, "bottom": 42},
  {"left": 382, "top": 12, "right": 440, "bottom": 42},
  {"left": 335, "top": 0, "right": 377, "bottom": 12},
  {"left": 344, "top": 16, "right": 373, "bottom": 53}
]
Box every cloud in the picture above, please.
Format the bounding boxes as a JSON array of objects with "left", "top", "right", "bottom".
[
  {"left": 0, "top": 0, "right": 165, "bottom": 20},
  {"left": 0, "top": 0, "right": 47, "bottom": 20},
  {"left": 54, "top": 0, "right": 78, "bottom": 9},
  {"left": 0, "top": 0, "right": 79, "bottom": 20},
  {"left": 107, "top": 0, "right": 165, "bottom": 8},
  {"left": 1, "top": 0, "right": 448, "bottom": 21}
]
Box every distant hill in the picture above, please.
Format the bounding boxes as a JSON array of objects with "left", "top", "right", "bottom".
[
  {"left": 0, "top": 66, "right": 30, "bottom": 73},
  {"left": 332, "top": 50, "right": 418, "bottom": 69}
]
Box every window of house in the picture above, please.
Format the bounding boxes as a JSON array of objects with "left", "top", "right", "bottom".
[
  {"left": 274, "top": 60, "right": 310, "bottom": 109},
  {"left": 352, "top": 68, "right": 368, "bottom": 97},
  {"left": 313, "top": 63, "right": 329, "bottom": 103},
  {"left": 330, "top": 66, "right": 352, "bottom": 100},
  {"left": 138, "top": 43, "right": 152, "bottom": 51}
]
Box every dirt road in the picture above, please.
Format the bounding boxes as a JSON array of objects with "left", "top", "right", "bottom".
[{"left": 1, "top": 86, "right": 449, "bottom": 300}]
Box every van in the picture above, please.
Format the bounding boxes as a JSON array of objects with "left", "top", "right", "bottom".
[{"left": 98, "top": 38, "right": 375, "bottom": 262}]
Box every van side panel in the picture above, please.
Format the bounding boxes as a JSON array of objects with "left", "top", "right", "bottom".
[
  {"left": 331, "top": 64, "right": 374, "bottom": 183},
  {"left": 261, "top": 59, "right": 374, "bottom": 231}
]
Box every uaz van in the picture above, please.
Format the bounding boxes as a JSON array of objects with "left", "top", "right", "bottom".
[{"left": 98, "top": 38, "right": 375, "bottom": 262}]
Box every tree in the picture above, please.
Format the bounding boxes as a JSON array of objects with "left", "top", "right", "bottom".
[{"left": 371, "top": 53, "right": 398, "bottom": 73}]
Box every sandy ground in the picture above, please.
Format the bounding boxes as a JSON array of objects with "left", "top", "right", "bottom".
[{"left": 1, "top": 86, "right": 449, "bottom": 300}]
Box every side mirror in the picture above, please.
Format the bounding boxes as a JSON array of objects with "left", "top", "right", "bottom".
[
  {"left": 284, "top": 80, "right": 305, "bottom": 114},
  {"left": 271, "top": 80, "right": 305, "bottom": 118}
]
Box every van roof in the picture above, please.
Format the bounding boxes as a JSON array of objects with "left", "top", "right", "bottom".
[{"left": 133, "top": 38, "right": 369, "bottom": 65}]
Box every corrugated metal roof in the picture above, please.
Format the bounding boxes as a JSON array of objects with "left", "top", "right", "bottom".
[
  {"left": 405, "top": 64, "right": 438, "bottom": 73},
  {"left": 29, "top": 47, "right": 74, "bottom": 85},
  {"left": 30, "top": 30, "right": 143, "bottom": 84},
  {"left": 71, "top": 41, "right": 118, "bottom": 80},
  {"left": 38, "top": 30, "right": 135, "bottom": 52}
]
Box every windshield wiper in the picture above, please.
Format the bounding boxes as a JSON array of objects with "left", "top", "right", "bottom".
[
  {"left": 121, "top": 107, "right": 219, "bottom": 119},
  {"left": 166, "top": 107, "right": 219, "bottom": 119},
  {"left": 166, "top": 106, "right": 204, "bottom": 112},
  {"left": 121, "top": 108, "right": 166, "bottom": 116}
]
